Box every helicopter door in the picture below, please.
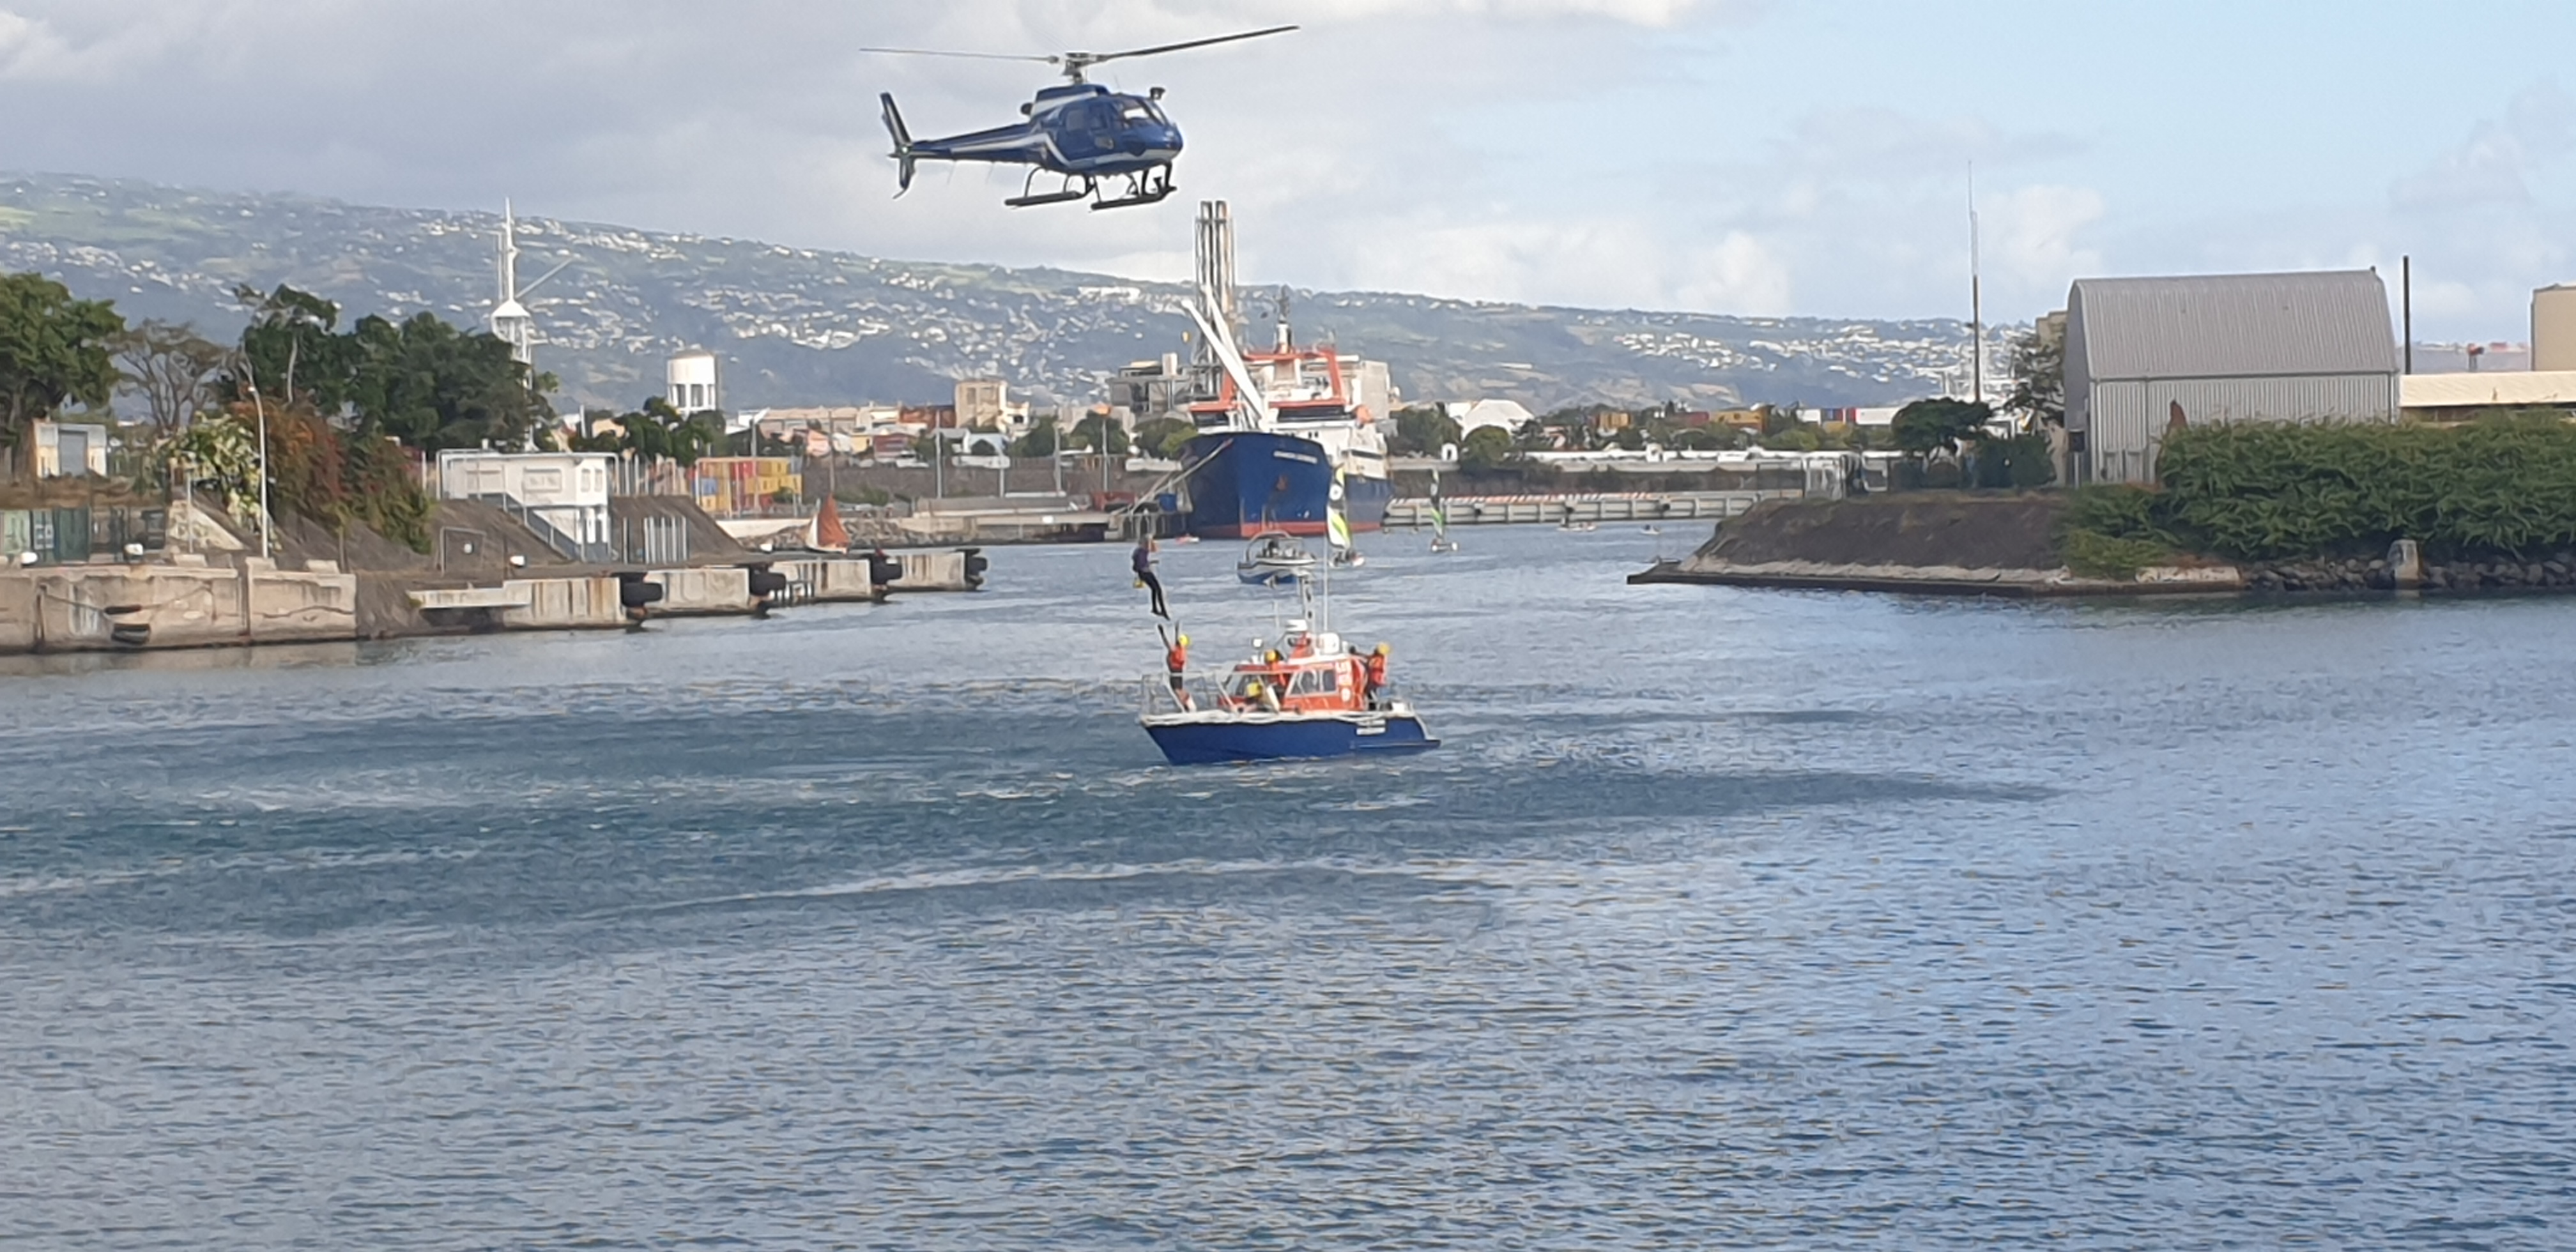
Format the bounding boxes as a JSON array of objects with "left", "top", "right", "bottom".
[{"left": 1082, "top": 101, "right": 1118, "bottom": 151}]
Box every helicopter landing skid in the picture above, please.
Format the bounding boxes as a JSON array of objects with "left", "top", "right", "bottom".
[
  {"left": 1006, "top": 171, "right": 1094, "bottom": 208},
  {"left": 1090, "top": 165, "right": 1176, "bottom": 212}
]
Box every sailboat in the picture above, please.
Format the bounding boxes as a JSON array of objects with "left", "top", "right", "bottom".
[
  {"left": 1327, "top": 466, "right": 1365, "bottom": 569},
  {"left": 1427, "top": 470, "right": 1459, "bottom": 553}
]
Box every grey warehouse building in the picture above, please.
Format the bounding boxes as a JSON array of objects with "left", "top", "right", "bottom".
[{"left": 2065, "top": 270, "right": 2400, "bottom": 484}]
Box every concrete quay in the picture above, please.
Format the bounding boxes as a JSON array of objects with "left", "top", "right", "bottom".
[
  {"left": 1385, "top": 490, "right": 1795, "bottom": 528},
  {"left": 0, "top": 547, "right": 986, "bottom": 655},
  {"left": 0, "top": 556, "right": 358, "bottom": 653}
]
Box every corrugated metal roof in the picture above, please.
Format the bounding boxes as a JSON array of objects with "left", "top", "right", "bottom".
[
  {"left": 2400, "top": 369, "right": 2576, "bottom": 409},
  {"left": 2069, "top": 270, "right": 2398, "bottom": 381}
]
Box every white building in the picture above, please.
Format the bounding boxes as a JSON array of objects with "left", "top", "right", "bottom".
[
  {"left": 666, "top": 351, "right": 721, "bottom": 416},
  {"left": 1443, "top": 399, "right": 1535, "bottom": 436},
  {"left": 31, "top": 420, "right": 109, "bottom": 478},
  {"left": 436, "top": 450, "right": 614, "bottom": 560}
]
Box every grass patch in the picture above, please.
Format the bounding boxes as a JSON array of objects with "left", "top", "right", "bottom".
[{"left": 2060, "top": 528, "right": 2172, "bottom": 581}]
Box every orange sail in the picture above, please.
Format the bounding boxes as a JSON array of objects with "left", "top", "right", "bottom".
[{"left": 813, "top": 495, "right": 850, "bottom": 551}]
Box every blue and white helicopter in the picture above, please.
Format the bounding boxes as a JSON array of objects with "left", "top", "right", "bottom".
[{"left": 866, "top": 26, "right": 1294, "bottom": 211}]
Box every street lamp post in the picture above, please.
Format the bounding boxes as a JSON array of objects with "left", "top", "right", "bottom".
[{"left": 249, "top": 385, "right": 273, "bottom": 561}]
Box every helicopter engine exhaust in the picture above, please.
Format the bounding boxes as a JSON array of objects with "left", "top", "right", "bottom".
[{"left": 878, "top": 93, "right": 917, "bottom": 193}]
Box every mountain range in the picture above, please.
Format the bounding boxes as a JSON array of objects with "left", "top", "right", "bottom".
[{"left": 0, "top": 171, "right": 1987, "bottom": 416}]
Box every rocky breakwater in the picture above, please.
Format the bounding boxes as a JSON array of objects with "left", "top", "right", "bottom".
[
  {"left": 2242, "top": 547, "right": 2576, "bottom": 594},
  {"left": 1630, "top": 495, "right": 2242, "bottom": 597}
]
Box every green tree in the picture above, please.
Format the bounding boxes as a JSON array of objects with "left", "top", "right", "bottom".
[
  {"left": 226, "top": 284, "right": 359, "bottom": 411},
  {"left": 1068, "top": 413, "right": 1130, "bottom": 455},
  {"left": 1134, "top": 416, "right": 1195, "bottom": 459},
  {"left": 615, "top": 397, "right": 722, "bottom": 466},
  {"left": 1766, "top": 425, "right": 1823, "bottom": 452},
  {"left": 1891, "top": 398, "right": 1993, "bottom": 461},
  {"left": 1459, "top": 425, "right": 1515, "bottom": 471},
  {"left": 1010, "top": 420, "right": 1060, "bottom": 458},
  {"left": 1390, "top": 406, "right": 1462, "bottom": 455},
  {"left": 344, "top": 312, "right": 553, "bottom": 451},
  {"left": 0, "top": 272, "right": 123, "bottom": 478}
]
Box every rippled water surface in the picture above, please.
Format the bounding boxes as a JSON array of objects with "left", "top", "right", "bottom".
[{"left": 4, "top": 528, "right": 2573, "bottom": 1248}]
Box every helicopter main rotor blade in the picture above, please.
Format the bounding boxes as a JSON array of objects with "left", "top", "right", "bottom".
[
  {"left": 1069, "top": 24, "right": 1298, "bottom": 70},
  {"left": 856, "top": 46, "right": 1062, "bottom": 65}
]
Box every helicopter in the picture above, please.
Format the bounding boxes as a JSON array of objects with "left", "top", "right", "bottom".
[{"left": 864, "top": 25, "right": 1295, "bottom": 211}]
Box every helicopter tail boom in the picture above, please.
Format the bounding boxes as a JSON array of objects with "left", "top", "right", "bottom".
[{"left": 879, "top": 93, "right": 917, "bottom": 193}]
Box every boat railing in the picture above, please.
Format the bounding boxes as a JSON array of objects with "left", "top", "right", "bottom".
[
  {"left": 1141, "top": 670, "right": 1408, "bottom": 717},
  {"left": 1140, "top": 672, "right": 1226, "bottom": 715}
]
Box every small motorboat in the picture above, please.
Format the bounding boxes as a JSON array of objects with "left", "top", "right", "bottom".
[
  {"left": 1236, "top": 530, "right": 1317, "bottom": 586},
  {"left": 1142, "top": 618, "right": 1437, "bottom": 765}
]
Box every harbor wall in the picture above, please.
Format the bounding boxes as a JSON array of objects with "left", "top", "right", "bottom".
[
  {"left": 1632, "top": 495, "right": 2241, "bottom": 597},
  {"left": 885, "top": 547, "right": 985, "bottom": 592},
  {"left": 0, "top": 559, "right": 358, "bottom": 652},
  {"left": 647, "top": 566, "right": 758, "bottom": 616}
]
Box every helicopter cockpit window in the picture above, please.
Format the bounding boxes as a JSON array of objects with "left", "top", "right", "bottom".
[{"left": 1119, "top": 101, "right": 1158, "bottom": 125}]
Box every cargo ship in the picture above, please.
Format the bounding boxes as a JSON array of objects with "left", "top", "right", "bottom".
[{"left": 1176, "top": 326, "right": 1392, "bottom": 540}]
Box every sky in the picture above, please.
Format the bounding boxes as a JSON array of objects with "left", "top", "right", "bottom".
[{"left": 2, "top": 0, "right": 2573, "bottom": 340}]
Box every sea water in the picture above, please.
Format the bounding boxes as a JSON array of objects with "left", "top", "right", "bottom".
[{"left": 2, "top": 527, "right": 2571, "bottom": 1248}]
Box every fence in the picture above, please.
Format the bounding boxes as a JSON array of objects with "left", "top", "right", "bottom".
[{"left": 2, "top": 507, "right": 167, "bottom": 565}]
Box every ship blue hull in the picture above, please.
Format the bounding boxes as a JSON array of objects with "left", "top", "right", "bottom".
[
  {"left": 1181, "top": 431, "right": 1392, "bottom": 539},
  {"left": 1143, "top": 712, "right": 1438, "bottom": 765}
]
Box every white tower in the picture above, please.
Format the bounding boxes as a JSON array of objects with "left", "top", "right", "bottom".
[
  {"left": 666, "top": 350, "right": 720, "bottom": 415},
  {"left": 491, "top": 202, "right": 536, "bottom": 367}
]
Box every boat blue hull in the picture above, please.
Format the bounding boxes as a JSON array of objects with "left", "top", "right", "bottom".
[
  {"left": 1181, "top": 431, "right": 1392, "bottom": 539},
  {"left": 1144, "top": 713, "right": 1438, "bottom": 765}
]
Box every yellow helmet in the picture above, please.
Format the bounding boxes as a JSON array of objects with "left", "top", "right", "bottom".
[
  {"left": 1374, "top": 643, "right": 1391, "bottom": 655},
  {"left": 1177, "top": 634, "right": 1190, "bottom": 646}
]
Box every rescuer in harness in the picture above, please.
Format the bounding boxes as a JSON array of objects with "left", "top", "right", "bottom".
[
  {"left": 1131, "top": 535, "right": 1169, "bottom": 619},
  {"left": 1361, "top": 643, "right": 1392, "bottom": 709}
]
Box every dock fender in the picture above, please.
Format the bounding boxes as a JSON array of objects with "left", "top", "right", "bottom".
[
  {"left": 743, "top": 564, "right": 788, "bottom": 599},
  {"left": 963, "top": 547, "right": 989, "bottom": 586},
  {"left": 869, "top": 553, "right": 904, "bottom": 586},
  {"left": 615, "top": 571, "right": 664, "bottom": 609}
]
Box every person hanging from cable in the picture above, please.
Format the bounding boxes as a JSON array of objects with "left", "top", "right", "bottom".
[
  {"left": 1131, "top": 533, "right": 1169, "bottom": 618},
  {"left": 1159, "top": 624, "right": 1192, "bottom": 711}
]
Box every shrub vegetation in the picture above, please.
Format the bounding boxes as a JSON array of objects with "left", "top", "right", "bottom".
[{"left": 2060, "top": 417, "right": 2576, "bottom": 563}]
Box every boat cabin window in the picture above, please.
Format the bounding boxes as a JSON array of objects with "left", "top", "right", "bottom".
[{"left": 1288, "top": 668, "right": 1337, "bottom": 697}]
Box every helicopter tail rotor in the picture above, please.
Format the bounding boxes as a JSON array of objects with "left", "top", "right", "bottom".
[{"left": 878, "top": 93, "right": 917, "bottom": 194}]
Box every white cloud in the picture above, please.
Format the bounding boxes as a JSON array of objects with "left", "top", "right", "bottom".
[
  {"left": 2391, "top": 82, "right": 2576, "bottom": 210},
  {"left": 1673, "top": 231, "right": 1792, "bottom": 312},
  {"left": 0, "top": 10, "right": 71, "bottom": 78},
  {"left": 1983, "top": 185, "right": 2104, "bottom": 294}
]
